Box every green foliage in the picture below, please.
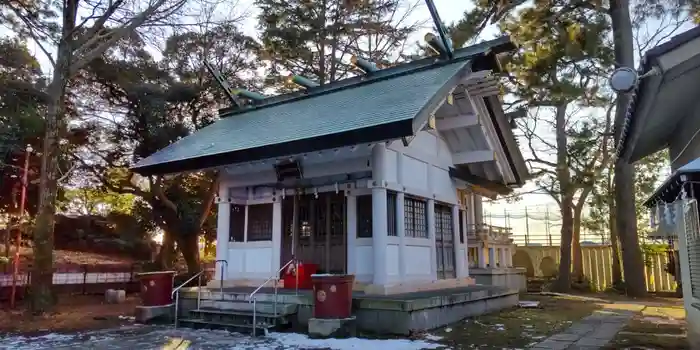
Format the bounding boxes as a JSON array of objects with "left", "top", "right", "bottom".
[
  {"left": 59, "top": 187, "right": 136, "bottom": 216},
  {"left": 255, "top": 0, "right": 419, "bottom": 87},
  {"left": 641, "top": 243, "right": 670, "bottom": 267},
  {"left": 585, "top": 150, "right": 669, "bottom": 239}
]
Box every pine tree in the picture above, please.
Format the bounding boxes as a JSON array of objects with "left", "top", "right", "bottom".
[{"left": 255, "top": 0, "right": 421, "bottom": 87}]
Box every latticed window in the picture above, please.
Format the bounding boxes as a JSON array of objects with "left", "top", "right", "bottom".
[
  {"left": 405, "top": 196, "right": 428, "bottom": 238},
  {"left": 387, "top": 192, "right": 397, "bottom": 236},
  {"left": 684, "top": 199, "right": 700, "bottom": 298},
  {"left": 357, "top": 195, "right": 373, "bottom": 238},
  {"left": 247, "top": 204, "right": 273, "bottom": 241}
]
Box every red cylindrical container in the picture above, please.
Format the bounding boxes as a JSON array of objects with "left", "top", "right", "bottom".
[
  {"left": 311, "top": 274, "right": 355, "bottom": 319},
  {"left": 137, "top": 271, "right": 176, "bottom": 306},
  {"left": 283, "top": 263, "right": 319, "bottom": 289}
]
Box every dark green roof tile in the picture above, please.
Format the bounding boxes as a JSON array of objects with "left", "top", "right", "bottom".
[{"left": 132, "top": 59, "right": 471, "bottom": 174}]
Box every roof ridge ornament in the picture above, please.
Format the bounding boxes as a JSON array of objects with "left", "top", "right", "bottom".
[
  {"left": 351, "top": 55, "right": 378, "bottom": 74},
  {"left": 288, "top": 74, "right": 320, "bottom": 89},
  {"left": 424, "top": 0, "right": 453, "bottom": 59},
  {"left": 204, "top": 60, "right": 266, "bottom": 105}
]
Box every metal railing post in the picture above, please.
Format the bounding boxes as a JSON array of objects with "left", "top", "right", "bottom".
[
  {"left": 197, "top": 273, "right": 202, "bottom": 310},
  {"left": 252, "top": 297, "right": 257, "bottom": 336},
  {"left": 175, "top": 291, "right": 180, "bottom": 328},
  {"left": 215, "top": 259, "right": 228, "bottom": 300},
  {"left": 248, "top": 258, "right": 297, "bottom": 336},
  {"left": 295, "top": 259, "right": 299, "bottom": 296},
  {"left": 273, "top": 276, "right": 279, "bottom": 322}
]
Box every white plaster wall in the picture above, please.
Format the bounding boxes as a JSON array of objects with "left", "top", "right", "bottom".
[
  {"left": 227, "top": 242, "right": 274, "bottom": 280},
  {"left": 405, "top": 243, "right": 433, "bottom": 279},
  {"left": 386, "top": 130, "right": 459, "bottom": 204},
  {"left": 355, "top": 238, "right": 374, "bottom": 283},
  {"left": 386, "top": 241, "right": 400, "bottom": 282}
]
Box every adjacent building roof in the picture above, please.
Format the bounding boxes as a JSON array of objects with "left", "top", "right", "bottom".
[
  {"left": 131, "top": 37, "right": 515, "bottom": 176},
  {"left": 616, "top": 25, "right": 700, "bottom": 162},
  {"left": 644, "top": 157, "right": 700, "bottom": 206}
]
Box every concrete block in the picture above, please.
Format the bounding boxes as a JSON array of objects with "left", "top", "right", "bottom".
[
  {"left": 105, "top": 289, "right": 116, "bottom": 303},
  {"left": 135, "top": 305, "right": 173, "bottom": 324},
  {"left": 105, "top": 289, "right": 125, "bottom": 304},
  {"left": 308, "top": 317, "right": 357, "bottom": 339}
]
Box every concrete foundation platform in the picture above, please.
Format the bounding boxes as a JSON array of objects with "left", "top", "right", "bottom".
[
  {"left": 178, "top": 284, "right": 519, "bottom": 335},
  {"left": 470, "top": 267, "right": 527, "bottom": 292},
  {"left": 308, "top": 317, "right": 357, "bottom": 338},
  {"left": 135, "top": 304, "right": 174, "bottom": 323}
]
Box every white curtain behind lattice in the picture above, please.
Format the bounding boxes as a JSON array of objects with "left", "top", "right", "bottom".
[{"left": 683, "top": 199, "right": 700, "bottom": 299}]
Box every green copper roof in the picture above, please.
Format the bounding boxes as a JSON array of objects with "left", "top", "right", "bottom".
[{"left": 131, "top": 36, "right": 514, "bottom": 175}]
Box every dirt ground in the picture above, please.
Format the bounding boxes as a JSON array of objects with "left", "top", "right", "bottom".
[
  {"left": 0, "top": 246, "right": 135, "bottom": 266},
  {"left": 604, "top": 300, "right": 687, "bottom": 350},
  {"left": 0, "top": 294, "right": 139, "bottom": 334},
  {"left": 431, "top": 292, "right": 687, "bottom": 350},
  {"left": 432, "top": 293, "right": 601, "bottom": 349}
]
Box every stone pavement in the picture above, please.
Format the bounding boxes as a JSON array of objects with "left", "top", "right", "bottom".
[{"left": 529, "top": 308, "right": 638, "bottom": 350}]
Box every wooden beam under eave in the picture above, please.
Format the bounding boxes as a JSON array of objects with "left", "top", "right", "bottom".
[
  {"left": 452, "top": 150, "right": 495, "bottom": 165},
  {"left": 435, "top": 113, "right": 479, "bottom": 131}
]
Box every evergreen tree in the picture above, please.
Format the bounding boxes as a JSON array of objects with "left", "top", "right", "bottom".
[
  {"left": 255, "top": 0, "right": 421, "bottom": 87},
  {"left": 452, "top": 0, "right": 615, "bottom": 291}
]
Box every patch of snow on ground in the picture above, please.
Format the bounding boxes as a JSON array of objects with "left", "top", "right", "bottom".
[
  {"left": 268, "top": 332, "right": 445, "bottom": 350},
  {"left": 423, "top": 334, "right": 444, "bottom": 341},
  {"left": 0, "top": 326, "right": 446, "bottom": 350}
]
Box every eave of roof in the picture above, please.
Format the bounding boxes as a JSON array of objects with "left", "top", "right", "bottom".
[
  {"left": 616, "top": 26, "right": 700, "bottom": 161},
  {"left": 483, "top": 96, "right": 529, "bottom": 186},
  {"left": 645, "top": 157, "right": 700, "bottom": 206}
]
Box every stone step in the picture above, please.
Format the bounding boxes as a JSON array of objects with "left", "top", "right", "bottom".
[
  {"left": 186, "top": 289, "right": 307, "bottom": 304},
  {"left": 199, "top": 299, "right": 299, "bottom": 315},
  {"left": 189, "top": 308, "right": 291, "bottom": 326},
  {"left": 177, "top": 318, "right": 271, "bottom": 336}
]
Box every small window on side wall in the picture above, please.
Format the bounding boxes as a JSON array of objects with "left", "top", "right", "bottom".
[
  {"left": 247, "top": 203, "right": 273, "bottom": 242},
  {"left": 230, "top": 204, "right": 245, "bottom": 242},
  {"left": 357, "top": 195, "right": 373, "bottom": 238}
]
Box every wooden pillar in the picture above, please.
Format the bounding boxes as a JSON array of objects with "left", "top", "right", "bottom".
[
  {"left": 325, "top": 194, "right": 331, "bottom": 272},
  {"left": 452, "top": 204, "right": 466, "bottom": 278},
  {"left": 346, "top": 194, "right": 357, "bottom": 275},
  {"left": 372, "top": 144, "right": 388, "bottom": 285},
  {"left": 216, "top": 185, "right": 230, "bottom": 280}
]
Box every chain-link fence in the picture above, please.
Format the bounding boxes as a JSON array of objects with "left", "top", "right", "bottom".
[{"left": 484, "top": 206, "right": 608, "bottom": 246}]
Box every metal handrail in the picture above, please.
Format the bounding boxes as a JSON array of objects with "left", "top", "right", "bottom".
[
  {"left": 214, "top": 259, "right": 228, "bottom": 299},
  {"left": 249, "top": 257, "right": 299, "bottom": 336},
  {"left": 173, "top": 269, "right": 206, "bottom": 328}
]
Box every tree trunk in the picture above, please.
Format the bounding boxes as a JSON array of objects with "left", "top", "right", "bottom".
[
  {"left": 155, "top": 231, "right": 176, "bottom": 269},
  {"left": 30, "top": 74, "right": 66, "bottom": 314},
  {"left": 609, "top": 207, "right": 623, "bottom": 285},
  {"left": 552, "top": 103, "right": 573, "bottom": 292},
  {"left": 610, "top": 0, "right": 647, "bottom": 297},
  {"left": 572, "top": 209, "right": 584, "bottom": 282},
  {"left": 554, "top": 197, "right": 574, "bottom": 291},
  {"left": 177, "top": 233, "right": 200, "bottom": 273}
]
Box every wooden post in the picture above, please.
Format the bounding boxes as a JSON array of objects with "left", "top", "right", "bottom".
[
  {"left": 325, "top": 194, "right": 331, "bottom": 272},
  {"left": 292, "top": 192, "right": 299, "bottom": 257}
]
